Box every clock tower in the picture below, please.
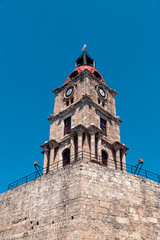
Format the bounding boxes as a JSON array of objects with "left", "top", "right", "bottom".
[
  {"left": 41, "top": 50, "right": 128, "bottom": 173},
  {"left": 1, "top": 49, "right": 159, "bottom": 240}
]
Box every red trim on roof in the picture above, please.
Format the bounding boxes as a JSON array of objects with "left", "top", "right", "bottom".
[{"left": 63, "top": 66, "right": 107, "bottom": 86}]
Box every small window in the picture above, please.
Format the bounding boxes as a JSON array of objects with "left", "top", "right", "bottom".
[
  {"left": 102, "top": 150, "right": 108, "bottom": 166},
  {"left": 66, "top": 101, "right": 69, "bottom": 106},
  {"left": 98, "top": 98, "right": 101, "bottom": 104},
  {"left": 64, "top": 117, "right": 71, "bottom": 135},
  {"left": 63, "top": 148, "right": 70, "bottom": 166},
  {"left": 100, "top": 118, "right": 106, "bottom": 134},
  {"left": 102, "top": 101, "right": 105, "bottom": 107},
  {"left": 71, "top": 98, "right": 74, "bottom": 104}
]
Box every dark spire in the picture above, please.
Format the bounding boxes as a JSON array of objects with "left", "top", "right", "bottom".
[{"left": 75, "top": 49, "right": 96, "bottom": 68}]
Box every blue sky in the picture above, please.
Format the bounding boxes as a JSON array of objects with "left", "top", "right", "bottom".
[{"left": 0, "top": 0, "right": 160, "bottom": 193}]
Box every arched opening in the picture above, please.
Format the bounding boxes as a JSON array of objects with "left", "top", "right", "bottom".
[
  {"left": 120, "top": 149, "right": 123, "bottom": 171},
  {"left": 102, "top": 150, "right": 108, "bottom": 166},
  {"left": 100, "top": 118, "right": 107, "bottom": 135},
  {"left": 54, "top": 146, "right": 59, "bottom": 160},
  {"left": 74, "top": 133, "right": 78, "bottom": 161},
  {"left": 95, "top": 134, "right": 98, "bottom": 160},
  {"left": 69, "top": 70, "right": 79, "bottom": 80},
  {"left": 71, "top": 97, "right": 74, "bottom": 104},
  {"left": 112, "top": 149, "right": 117, "bottom": 170},
  {"left": 62, "top": 148, "right": 70, "bottom": 166},
  {"left": 64, "top": 117, "right": 71, "bottom": 135},
  {"left": 93, "top": 71, "right": 102, "bottom": 80}
]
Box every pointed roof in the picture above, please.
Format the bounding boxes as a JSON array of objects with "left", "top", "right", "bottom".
[
  {"left": 76, "top": 50, "right": 95, "bottom": 67},
  {"left": 62, "top": 49, "right": 107, "bottom": 87}
]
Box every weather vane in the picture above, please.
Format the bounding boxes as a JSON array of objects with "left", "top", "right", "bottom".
[{"left": 82, "top": 44, "right": 87, "bottom": 51}]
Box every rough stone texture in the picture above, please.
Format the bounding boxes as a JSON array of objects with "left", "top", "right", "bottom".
[
  {"left": 0, "top": 161, "right": 82, "bottom": 240},
  {"left": 50, "top": 72, "right": 119, "bottom": 144},
  {"left": 0, "top": 161, "right": 160, "bottom": 240},
  {"left": 42, "top": 70, "right": 126, "bottom": 173},
  {"left": 80, "top": 162, "right": 160, "bottom": 240},
  {"left": 53, "top": 72, "right": 117, "bottom": 118}
]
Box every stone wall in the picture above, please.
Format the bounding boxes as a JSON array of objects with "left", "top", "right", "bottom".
[
  {"left": 0, "top": 161, "right": 82, "bottom": 240},
  {"left": 80, "top": 162, "right": 160, "bottom": 240},
  {"left": 50, "top": 74, "right": 120, "bottom": 144},
  {"left": 1, "top": 161, "right": 159, "bottom": 240},
  {"left": 53, "top": 73, "right": 116, "bottom": 118}
]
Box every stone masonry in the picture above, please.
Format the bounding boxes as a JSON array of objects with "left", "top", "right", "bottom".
[
  {"left": 40, "top": 51, "right": 129, "bottom": 175},
  {"left": 50, "top": 72, "right": 119, "bottom": 143},
  {"left": 1, "top": 51, "right": 159, "bottom": 240},
  {"left": 0, "top": 161, "right": 160, "bottom": 240},
  {"left": 41, "top": 66, "right": 128, "bottom": 174}
]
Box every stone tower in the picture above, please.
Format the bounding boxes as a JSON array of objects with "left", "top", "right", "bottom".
[
  {"left": 41, "top": 50, "right": 128, "bottom": 173},
  {"left": 0, "top": 50, "right": 159, "bottom": 240}
]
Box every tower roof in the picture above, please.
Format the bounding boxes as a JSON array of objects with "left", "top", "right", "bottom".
[
  {"left": 63, "top": 50, "right": 107, "bottom": 86},
  {"left": 76, "top": 50, "right": 95, "bottom": 67}
]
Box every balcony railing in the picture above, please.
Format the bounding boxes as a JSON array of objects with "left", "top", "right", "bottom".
[{"left": 8, "top": 151, "right": 160, "bottom": 190}]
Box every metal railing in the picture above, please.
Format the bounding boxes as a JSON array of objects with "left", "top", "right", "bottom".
[{"left": 8, "top": 151, "right": 160, "bottom": 190}]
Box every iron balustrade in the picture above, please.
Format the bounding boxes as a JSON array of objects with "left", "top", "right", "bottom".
[{"left": 8, "top": 151, "right": 160, "bottom": 190}]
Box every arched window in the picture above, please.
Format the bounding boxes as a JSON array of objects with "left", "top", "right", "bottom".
[
  {"left": 102, "top": 150, "right": 108, "bottom": 166},
  {"left": 93, "top": 71, "right": 102, "bottom": 80},
  {"left": 71, "top": 97, "right": 74, "bottom": 104},
  {"left": 64, "top": 117, "right": 71, "bottom": 135},
  {"left": 100, "top": 118, "right": 106, "bottom": 135},
  {"left": 69, "top": 70, "right": 79, "bottom": 80},
  {"left": 63, "top": 148, "right": 70, "bottom": 167}
]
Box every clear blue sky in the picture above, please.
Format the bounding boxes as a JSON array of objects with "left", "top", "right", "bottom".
[{"left": 0, "top": 0, "right": 160, "bottom": 193}]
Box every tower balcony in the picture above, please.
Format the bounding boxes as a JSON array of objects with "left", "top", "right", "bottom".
[{"left": 8, "top": 150, "right": 160, "bottom": 191}]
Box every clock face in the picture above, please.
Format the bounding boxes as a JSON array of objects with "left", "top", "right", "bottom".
[
  {"left": 98, "top": 86, "right": 106, "bottom": 98},
  {"left": 66, "top": 86, "right": 74, "bottom": 97}
]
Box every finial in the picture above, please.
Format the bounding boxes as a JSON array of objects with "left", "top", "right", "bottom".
[{"left": 82, "top": 44, "right": 87, "bottom": 51}]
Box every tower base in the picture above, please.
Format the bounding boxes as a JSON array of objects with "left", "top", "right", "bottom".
[{"left": 0, "top": 161, "right": 159, "bottom": 240}]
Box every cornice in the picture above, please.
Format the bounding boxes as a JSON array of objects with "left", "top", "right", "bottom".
[
  {"left": 40, "top": 124, "right": 105, "bottom": 150},
  {"left": 68, "top": 124, "right": 104, "bottom": 135},
  {"left": 101, "top": 137, "right": 129, "bottom": 152},
  {"left": 67, "top": 124, "right": 87, "bottom": 135},
  {"left": 101, "top": 136, "right": 113, "bottom": 148},
  {"left": 48, "top": 105, "right": 76, "bottom": 122},
  {"left": 88, "top": 124, "right": 104, "bottom": 135},
  {"left": 60, "top": 134, "right": 70, "bottom": 145},
  {"left": 112, "top": 141, "right": 129, "bottom": 151},
  {"left": 40, "top": 125, "right": 128, "bottom": 154},
  {"left": 81, "top": 94, "right": 122, "bottom": 124},
  {"left": 96, "top": 108, "right": 122, "bottom": 124},
  {"left": 40, "top": 139, "right": 59, "bottom": 149},
  {"left": 48, "top": 94, "right": 122, "bottom": 125}
]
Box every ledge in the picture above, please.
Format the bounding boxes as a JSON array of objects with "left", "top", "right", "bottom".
[{"left": 48, "top": 94, "right": 122, "bottom": 124}]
